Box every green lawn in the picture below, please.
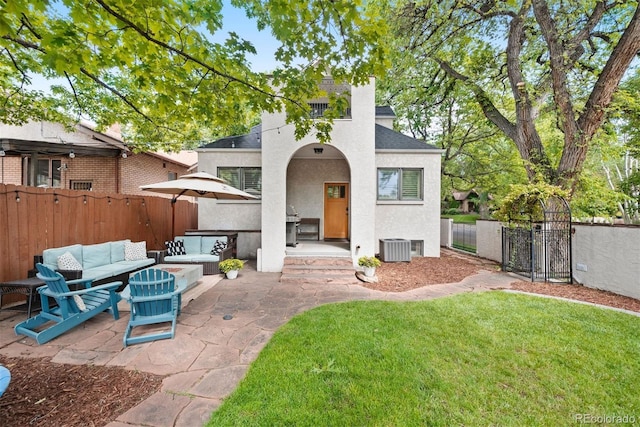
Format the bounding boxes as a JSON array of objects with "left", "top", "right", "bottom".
[
  {"left": 207, "top": 292, "right": 640, "bottom": 426},
  {"left": 442, "top": 213, "right": 480, "bottom": 223}
]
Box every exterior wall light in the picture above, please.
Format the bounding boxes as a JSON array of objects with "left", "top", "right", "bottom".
[
  {"left": 69, "top": 150, "right": 75, "bottom": 158},
  {"left": 314, "top": 147, "right": 324, "bottom": 154}
]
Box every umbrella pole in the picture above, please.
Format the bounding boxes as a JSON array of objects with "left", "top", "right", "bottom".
[{"left": 171, "top": 197, "right": 177, "bottom": 238}]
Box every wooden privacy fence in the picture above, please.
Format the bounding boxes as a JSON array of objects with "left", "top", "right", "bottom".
[{"left": 0, "top": 184, "right": 197, "bottom": 282}]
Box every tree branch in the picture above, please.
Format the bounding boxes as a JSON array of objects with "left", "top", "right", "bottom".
[
  {"left": 1, "top": 35, "right": 45, "bottom": 52},
  {"left": 436, "top": 59, "right": 517, "bottom": 141},
  {"left": 92, "top": 0, "right": 303, "bottom": 109},
  {"left": 80, "top": 68, "right": 155, "bottom": 125},
  {"left": 64, "top": 71, "right": 85, "bottom": 114}
]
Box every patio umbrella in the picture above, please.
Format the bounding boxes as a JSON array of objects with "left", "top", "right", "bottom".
[{"left": 140, "top": 172, "right": 257, "bottom": 236}]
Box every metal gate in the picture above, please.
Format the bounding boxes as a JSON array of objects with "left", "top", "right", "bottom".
[{"left": 502, "top": 196, "right": 572, "bottom": 282}]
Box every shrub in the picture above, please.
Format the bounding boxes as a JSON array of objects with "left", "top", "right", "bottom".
[
  {"left": 219, "top": 258, "right": 244, "bottom": 273},
  {"left": 358, "top": 256, "right": 381, "bottom": 268}
]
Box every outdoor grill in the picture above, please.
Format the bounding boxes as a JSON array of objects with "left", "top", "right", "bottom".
[{"left": 286, "top": 205, "right": 300, "bottom": 246}]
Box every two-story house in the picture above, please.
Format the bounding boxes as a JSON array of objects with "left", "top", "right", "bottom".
[{"left": 198, "top": 76, "right": 443, "bottom": 272}]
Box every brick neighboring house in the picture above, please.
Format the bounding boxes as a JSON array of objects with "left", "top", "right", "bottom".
[{"left": 0, "top": 121, "right": 196, "bottom": 196}]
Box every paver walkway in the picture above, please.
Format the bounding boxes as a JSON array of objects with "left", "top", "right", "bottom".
[{"left": 0, "top": 260, "right": 516, "bottom": 427}]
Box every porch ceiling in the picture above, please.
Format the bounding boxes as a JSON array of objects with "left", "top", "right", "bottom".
[
  {"left": 1, "top": 139, "right": 121, "bottom": 157},
  {"left": 292, "top": 143, "right": 343, "bottom": 159}
]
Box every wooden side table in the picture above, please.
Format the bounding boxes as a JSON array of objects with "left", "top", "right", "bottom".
[{"left": 0, "top": 277, "right": 45, "bottom": 318}]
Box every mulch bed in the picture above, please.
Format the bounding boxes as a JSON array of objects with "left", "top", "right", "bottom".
[
  {"left": 364, "top": 250, "right": 496, "bottom": 292},
  {"left": 510, "top": 281, "right": 640, "bottom": 313},
  {"left": 0, "top": 356, "right": 163, "bottom": 427}
]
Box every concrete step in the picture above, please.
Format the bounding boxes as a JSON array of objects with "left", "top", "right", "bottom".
[
  {"left": 280, "top": 273, "right": 360, "bottom": 286},
  {"left": 284, "top": 257, "right": 353, "bottom": 266},
  {"left": 281, "top": 256, "right": 359, "bottom": 285},
  {"left": 281, "top": 265, "right": 356, "bottom": 275}
]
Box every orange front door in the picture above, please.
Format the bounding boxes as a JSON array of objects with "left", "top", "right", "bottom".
[{"left": 324, "top": 183, "right": 349, "bottom": 239}]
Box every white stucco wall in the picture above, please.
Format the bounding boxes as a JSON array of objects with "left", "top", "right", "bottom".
[
  {"left": 572, "top": 224, "right": 640, "bottom": 299},
  {"left": 475, "top": 220, "right": 640, "bottom": 299},
  {"left": 195, "top": 150, "right": 262, "bottom": 258},
  {"left": 440, "top": 218, "right": 453, "bottom": 248},
  {"left": 476, "top": 220, "right": 503, "bottom": 262},
  {"left": 260, "top": 78, "right": 377, "bottom": 271},
  {"left": 375, "top": 151, "right": 442, "bottom": 257}
]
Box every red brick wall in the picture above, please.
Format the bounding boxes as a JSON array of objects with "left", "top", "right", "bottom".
[
  {"left": 63, "top": 156, "right": 119, "bottom": 192},
  {"left": 0, "top": 156, "right": 22, "bottom": 184},
  {"left": 0, "top": 153, "right": 191, "bottom": 196},
  {"left": 120, "top": 153, "right": 191, "bottom": 197}
]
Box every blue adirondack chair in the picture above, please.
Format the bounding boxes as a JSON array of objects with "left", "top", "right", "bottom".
[
  {"left": 122, "top": 268, "right": 186, "bottom": 347},
  {"left": 0, "top": 365, "right": 10, "bottom": 398},
  {"left": 14, "top": 263, "right": 121, "bottom": 345}
]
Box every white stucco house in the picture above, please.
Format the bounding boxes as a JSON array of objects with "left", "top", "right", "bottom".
[{"left": 197, "top": 76, "right": 443, "bottom": 272}]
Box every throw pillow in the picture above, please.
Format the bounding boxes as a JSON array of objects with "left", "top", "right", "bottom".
[
  {"left": 125, "top": 241, "right": 147, "bottom": 261},
  {"left": 165, "top": 240, "right": 186, "bottom": 256},
  {"left": 57, "top": 251, "right": 83, "bottom": 271},
  {"left": 210, "top": 240, "right": 227, "bottom": 256},
  {"left": 72, "top": 295, "right": 87, "bottom": 312}
]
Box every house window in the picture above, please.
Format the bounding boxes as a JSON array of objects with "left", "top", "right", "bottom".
[
  {"left": 377, "top": 168, "right": 423, "bottom": 201},
  {"left": 168, "top": 172, "right": 177, "bottom": 180},
  {"left": 308, "top": 103, "right": 352, "bottom": 119},
  {"left": 218, "top": 167, "right": 261, "bottom": 198},
  {"left": 71, "top": 181, "right": 93, "bottom": 191},
  {"left": 411, "top": 240, "right": 423, "bottom": 257},
  {"left": 27, "top": 158, "right": 62, "bottom": 188}
]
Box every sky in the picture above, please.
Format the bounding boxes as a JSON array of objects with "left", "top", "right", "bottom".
[
  {"left": 30, "top": 1, "right": 280, "bottom": 92},
  {"left": 213, "top": 2, "right": 280, "bottom": 72}
]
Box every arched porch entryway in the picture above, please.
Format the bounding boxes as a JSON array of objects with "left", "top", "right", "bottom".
[{"left": 284, "top": 143, "right": 351, "bottom": 256}]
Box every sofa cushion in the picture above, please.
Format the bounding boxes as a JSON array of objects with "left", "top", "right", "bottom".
[
  {"left": 166, "top": 240, "right": 186, "bottom": 256},
  {"left": 82, "top": 266, "right": 115, "bottom": 282},
  {"left": 210, "top": 240, "right": 227, "bottom": 256},
  {"left": 125, "top": 241, "right": 147, "bottom": 261},
  {"left": 57, "top": 251, "right": 83, "bottom": 271},
  {"left": 83, "top": 242, "right": 112, "bottom": 269},
  {"left": 201, "top": 236, "right": 227, "bottom": 254},
  {"left": 176, "top": 236, "right": 201, "bottom": 255},
  {"left": 164, "top": 254, "right": 220, "bottom": 263},
  {"left": 110, "top": 240, "right": 130, "bottom": 263},
  {"left": 43, "top": 244, "right": 83, "bottom": 271}
]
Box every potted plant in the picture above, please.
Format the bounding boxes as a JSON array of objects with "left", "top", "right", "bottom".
[
  {"left": 219, "top": 258, "right": 244, "bottom": 279},
  {"left": 358, "top": 255, "right": 381, "bottom": 277}
]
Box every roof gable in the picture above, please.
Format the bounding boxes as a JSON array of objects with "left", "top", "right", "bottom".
[
  {"left": 201, "top": 123, "right": 438, "bottom": 151},
  {"left": 374, "top": 125, "right": 438, "bottom": 150},
  {"left": 201, "top": 124, "right": 262, "bottom": 149}
]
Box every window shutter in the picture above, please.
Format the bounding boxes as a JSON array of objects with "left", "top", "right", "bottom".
[
  {"left": 401, "top": 169, "right": 422, "bottom": 200},
  {"left": 243, "top": 168, "right": 262, "bottom": 197}
]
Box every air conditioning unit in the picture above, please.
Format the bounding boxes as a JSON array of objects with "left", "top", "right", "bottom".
[{"left": 379, "top": 239, "right": 411, "bottom": 262}]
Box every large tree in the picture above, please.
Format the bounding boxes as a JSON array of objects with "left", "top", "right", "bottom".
[
  {"left": 0, "top": 0, "right": 388, "bottom": 150},
  {"left": 391, "top": 0, "right": 640, "bottom": 196},
  {"left": 377, "top": 57, "right": 526, "bottom": 209}
]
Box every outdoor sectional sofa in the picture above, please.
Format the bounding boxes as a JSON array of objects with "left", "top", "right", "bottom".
[
  {"left": 160, "top": 235, "right": 233, "bottom": 275},
  {"left": 40, "top": 240, "right": 155, "bottom": 290}
]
